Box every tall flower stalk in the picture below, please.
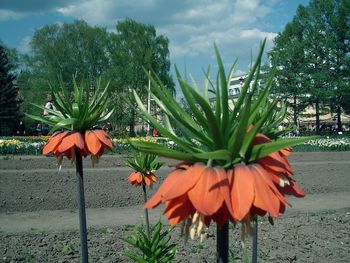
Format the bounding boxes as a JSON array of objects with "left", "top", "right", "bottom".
[
  {"left": 126, "top": 152, "right": 163, "bottom": 238},
  {"left": 26, "top": 78, "right": 114, "bottom": 263},
  {"left": 131, "top": 39, "right": 315, "bottom": 263}
]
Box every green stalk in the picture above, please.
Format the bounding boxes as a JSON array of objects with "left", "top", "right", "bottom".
[
  {"left": 252, "top": 217, "right": 258, "bottom": 263},
  {"left": 217, "top": 223, "right": 229, "bottom": 263},
  {"left": 76, "top": 151, "right": 88, "bottom": 263},
  {"left": 142, "top": 184, "right": 151, "bottom": 239}
]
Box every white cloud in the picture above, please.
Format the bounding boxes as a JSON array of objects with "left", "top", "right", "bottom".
[
  {"left": 53, "top": 0, "right": 279, "bottom": 62},
  {"left": 0, "top": 9, "right": 25, "bottom": 21},
  {"left": 18, "top": 36, "right": 31, "bottom": 53},
  {"left": 2, "top": 0, "right": 281, "bottom": 68}
]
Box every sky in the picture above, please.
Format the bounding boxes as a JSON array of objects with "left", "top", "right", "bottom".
[{"left": 0, "top": 0, "right": 310, "bottom": 89}]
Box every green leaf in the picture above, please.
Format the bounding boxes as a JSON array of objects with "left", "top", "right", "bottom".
[
  {"left": 175, "top": 67, "right": 209, "bottom": 131},
  {"left": 248, "top": 136, "right": 319, "bottom": 162},
  {"left": 214, "top": 43, "right": 229, "bottom": 133},
  {"left": 123, "top": 251, "right": 147, "bottom": 263},
  {"left": 133, "top": 90, "right": 199, "bottom": 153},
  {"left": 147, "top": 70, "right": 205, "bottom": 135},
  {"left": 130, "top": 141, "right": 197, "bottom": 162},
  {"left": 230, "top": 39, "right": 266, "bottom": 122},
  {"left": 193, "top": 149, "right": 231, "bottom": 161},
  {"left": 186, "top": 86, "right": 223, "bottom": 148},
  {"left": 24, "top": 113, "right": 56, "bottom": 126},
  {"left": 241, "top": 99, "right": 278, "bottom": 155},
  {"left": 228, "top": 100, "right": 251, "bottom": 158}
]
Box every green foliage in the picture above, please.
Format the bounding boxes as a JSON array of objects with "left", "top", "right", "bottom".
[
  {"left": 18, "top": 19, "right": 175, "bottom": 135},
  {"left": 26, "top": 77, "right": 113, "bottom": 134},
  {"left": 132, "top": 40, "right": 313, "bottom": 167},
  {"left": 62, "top": 244, "right": 75, "bottom": 255},
  {"left": 0, "top": 44, "right": 21, "bottom": 136},
  {"left": 110, "top": 18, "right": 175, "bottom": 136},
  {"left": 253, "top": 100, "right": 292, "bottom": 139},
  {"left": 26, "top": 20, "right": 111, "bottom": 86},
  {"left": 269, "top": 0, "right": 350, "bottom": 131},
  {"left": 125, "top": 152, "right": 163, "bottom": 175},
  {"left": 121, "top": 220, "right": 178, "bottom": 263}
]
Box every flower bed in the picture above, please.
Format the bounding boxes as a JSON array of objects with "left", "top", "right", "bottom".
[
  {"left": 1, "top": 136, "right": 349, "bottom": 155},
  {"left": 293, "top": 137, "right": 350, "bottom": 152},
  {"left": 0, "top": 136, "right": 173, "bottom": 155}
]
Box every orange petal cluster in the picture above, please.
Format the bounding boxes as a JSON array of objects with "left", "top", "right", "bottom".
[
  {"left": 145, "top": 134, "right": 304, "bottom": 238},
  {"left": 145, "top": 163, "right": 233, "bottom": 234},
  {"left": 128, "top": 172, "right": 157, "bottom": 186},
  {"left": 43, "top": 131, "right": 87, "bottom": 160},
  {"left": 43, "top": 130, "right": 113, "bottom": 164}
]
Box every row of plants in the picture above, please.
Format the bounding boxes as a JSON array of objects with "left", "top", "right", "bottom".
[
  {"left": 1, "top": 136, "right": 349, "bottom": 155},
  {"left": 0, "top": 40, "right": 342, "bottom": 262},
  {"left": 293, "top": 136, "right": 350, "bottom": 152}
]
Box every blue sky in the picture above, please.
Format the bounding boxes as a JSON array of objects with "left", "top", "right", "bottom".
[{"left": 0, "top": 0, "right": 310, "bottom": 87}]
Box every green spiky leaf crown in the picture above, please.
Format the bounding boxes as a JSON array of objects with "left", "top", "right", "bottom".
[
  {"left": 26, "top": 77, "right": 114, "bottom": 134},
  {"left": 131, "top": 39, "right": 316, "bottom": 167},
  {"left": 125, "top": 152, "right": 164, "bottom": 175}
]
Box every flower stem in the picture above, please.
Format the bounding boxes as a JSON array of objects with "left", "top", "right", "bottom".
[
  {"left": 76, "top": 152, "right": 88, "bottom": 263},
  {"left": 216, "top": 223, "right": 229, "bottom": 263},
  {"left": 207, "top": 159, "right": 213, "bottom": 167},
  {"left": 252, "top": 217, "right": 258, "bottom": 263},
  {"left": 142, "top": 184, "right": 151, "bottom": 239}
]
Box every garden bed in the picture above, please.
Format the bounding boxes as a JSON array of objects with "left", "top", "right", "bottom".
[{"left": 0, "top": 152, "right": 350, "bottom": 262}]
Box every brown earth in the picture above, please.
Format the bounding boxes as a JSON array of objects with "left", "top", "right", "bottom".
[{"left": 0, "top": 152, "right": 350, "bottom": 262}]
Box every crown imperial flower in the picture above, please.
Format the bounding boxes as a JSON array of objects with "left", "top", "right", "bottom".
[
  {"left": 132, "top": 40, "right": 315, "bottom": 241},
  {"left": 27, "top": 78, "right": 114, "bottom": 165}
]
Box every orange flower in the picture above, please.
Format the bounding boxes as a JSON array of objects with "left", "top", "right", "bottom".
[
  {"left": 252, "top": 133, "right": 304, "bottom": 198},
  {"left": 145, "top": 163, "right": 233, "bottom": 239},
  {"left": 228, "top": 164, "right": 289, "bottom": 222},
  {"left": 84, "top": 130, "right": 113, "bottom": 156},
  {"left": 128, "top": 171, "right": 157, "bottom": 186},
  {"left": 43, "top": 131, "right": 87, "bottom": 162},
  {"left": 253, "top": 133, "right": 292, "bottom": 175},
  {"left": 85, "top": 130, "right": 113, "bottom": 165}
]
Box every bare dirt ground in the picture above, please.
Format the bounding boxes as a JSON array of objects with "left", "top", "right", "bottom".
[{"left": 0, "top": 152, "right": 349, "bottom": 262}]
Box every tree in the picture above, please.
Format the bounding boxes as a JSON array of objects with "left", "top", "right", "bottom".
[
  {"left": 20, "top": 19, "right": 175, "bottom": 134},
  {"left": 269, "top": 0, "right": 350, "bottom": 133},
  {"left": 269, "top": 20, "right": 309, "bottom": 126},
  {"left": 314, "top": 0, "right": 350, "bottom": 131},
  {"left": 110, "top": 19, "right": 174, "bottom": 136},
  {"left": 0, "top": 44, "right": 21, "bottom": 135},
  {"left": 27, "top": 20, "right": 111, "bottom": 86},
  {"left": 19, "top": 20, "right": 112, "bottom": 129}
]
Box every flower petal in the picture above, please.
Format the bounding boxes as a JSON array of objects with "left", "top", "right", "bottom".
[
  {"left": 188, "top": 166, "right": 224, "bottom": 216},
  {"left": 57, "top": 132, "right": 85, "bottom": 153},
  {"left": 93, "top": 130, "right": 113, "bottom": 150},
  {"left": 230, "top": 165, "right": 254, "bottom": 220},
  {"left": 144, "top": 168, "right": 185, "bottom": 208},
  {"left": 164, "top": 195, "right": 195, "bottom": 225},
  {"left": 162, "top": 163, "right": 204, "bottom": 201},
  {"left": 85, "top": 130, "right": 102, "bottom": 155},
  {"left": 250, "top": 165, "right": 280, "bottom": 217},
  {"left": 43, "top": 131, "right": 69, "bottom": 154}
]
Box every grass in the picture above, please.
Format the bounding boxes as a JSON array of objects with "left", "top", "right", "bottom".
[
  {"left": 25, "top": 250, "right": 35, "bottom": 262},
  {"left": 100, "top": 228, "right": 108, "bottom": 234},
  {"left": 62, "top": 244, "right": 75, "bottom": 255},
  {"left": 123, "top": 224, "right": 135, "bottom": 231},
  {"left": 190, "top": 243, "right": 205, "bottom": 254}
]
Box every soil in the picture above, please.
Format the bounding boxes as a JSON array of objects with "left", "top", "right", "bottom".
[{"left": 0, "top": 152, "right": 350, "bottom": 262}]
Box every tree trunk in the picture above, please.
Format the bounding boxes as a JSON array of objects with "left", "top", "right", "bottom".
[
  {"left": 129, "top": 108, "right": 136, "bottom": 137},
  {"left": 293, "top": 95, "right": 298, "bottom": 126},
  {"left": 315, "top": 100, "right": 320, "bottom": 135},
  {"left": 337, "top": 105, "right": 342, "bottom": 132}
]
